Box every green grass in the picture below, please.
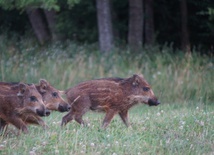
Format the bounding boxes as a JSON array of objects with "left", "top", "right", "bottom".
[
  {"left": 0, "top": 37, "right": 213, "bottom": 154},
  {"left": 0, "top": 104, "right": 213, "bottom": 155}
]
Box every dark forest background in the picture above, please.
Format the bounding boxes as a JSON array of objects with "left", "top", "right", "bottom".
[{"left": 0, "top": 0, "right": 213, "bottom": 54}]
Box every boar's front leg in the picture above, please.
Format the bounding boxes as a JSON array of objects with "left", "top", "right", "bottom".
[
  {"left": 8, "top": 117, "right": 28, "bottom": 134},
  {"left": 0, "top": 119, "right": 8, "bottom": 133},
  {"left": 119, "top": 110, "right": 129, "bottom": 127},
  {"left": 24, "top": 116, "right": 48, "bottom": 129},
  {"left": 61, "top": 110, "right": 74, "bottom": 126},
  {"left": 102, "top": 109, "right": 116, "bottom": 129}
]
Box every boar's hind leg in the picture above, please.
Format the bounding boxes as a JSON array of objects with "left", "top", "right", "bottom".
[
  {"left": 119, "top": 110, "right": 129, "bottom": 127},
  {"left": 102, "top": 109, "right": 116, "bottom": 129}
]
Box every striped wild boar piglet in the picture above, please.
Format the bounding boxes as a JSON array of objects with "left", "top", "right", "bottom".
[
  {"left": 0, "top": 79, "right": 70, "bottom": 132},
  {"left": 36, "top": 79, "right": 70, "bottom": 112},
  {"left": 0, "top": 83, "right": 49, "bottom": 134},
  {"left": 61, "top": 74, "right": 160, "bottom": 129}
]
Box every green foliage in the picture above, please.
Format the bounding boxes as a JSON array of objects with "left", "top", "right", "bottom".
[
  {"left": 0, "top": 0, "right": 58, "bottom": 10},
  {"left": 67, "top": 0, "right": 80, "bottom": 8},
  {"left": 57, "top": 0, "right": 98, "bottom": 43},
  {"left": 0, "top": 0, "right": 213, "bottom": 49}
]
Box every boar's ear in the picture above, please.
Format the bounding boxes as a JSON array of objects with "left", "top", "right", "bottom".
[
  {"left": 17, "top": 83, "right": 27, "bottom": 96},
  {"left": 39, "top": 79, "right": 48, "bottom": 93},
  {"left": 132, "top": 74, "right": 141, "bottom": 86}
]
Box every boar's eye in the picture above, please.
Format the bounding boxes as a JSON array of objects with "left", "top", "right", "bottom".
[
  {"left": 143, "top": 87, "right": 150, "bottom": 92},
  {"left": 52, "top": 92, "right": 58, "bottom": 98},
  {"left": 30, "top": 96, "right": 38, "bottom": 102}
]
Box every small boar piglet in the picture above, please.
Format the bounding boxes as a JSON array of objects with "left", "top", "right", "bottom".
[
  {"left": 0, "top": 83, "right": 48, "bottom": 134},
  {"left": 61, "top": 74, "right": 160, "bottom": 129},
  {"left": 36, "top": 79, "right": 70, "bottom": 112}
]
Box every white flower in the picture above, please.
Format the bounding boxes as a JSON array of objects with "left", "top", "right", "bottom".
[
  {"left": 29, "top": 151, "right": 36, "bottom": 155},
  {"left": 180, "top": 121, "right": 185, "bottom": 125},
  {"left": 157, "top": 112, "right": 161, "bottom": 116},
  {"left": 55, "top": 150, "right": 59, "bottom": 154},
  {"left": 90, "top": 143, "right": 95, "bottom": 147},
  {"left": 179, "top": 126, "right": 183, "bottom": 130},
  {"left": 200, "top": 121, "right": 204, "bottom": 126}
]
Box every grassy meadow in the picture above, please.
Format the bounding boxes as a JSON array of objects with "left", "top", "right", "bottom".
[{"left": 0, "top": 37, "right": 214, "bottom": 154}]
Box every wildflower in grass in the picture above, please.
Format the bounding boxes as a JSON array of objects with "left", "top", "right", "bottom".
[
  {"left": 29, "top": 150, "right": 36, "bottom": 155},
  {"left": 90, "top": 143, "right": 95, "bottom": 147},
  {"left": 112, "top": 153, "right": 117, "bottom": 155},
  {"left": 42, "top": 141, "right": 47, "bottom": 146},
  {"left": 195, "top": 119, "right": 204, "bottom": 126},
  {"left": 82, "top": 145, "right": 86, "bottom": 149},
  {"left": 55, "top": 149, "right": 59, "bottom": 154},
  {"left": 107, "top": 134, "right": 110, "bottom": 138},
  {"left": 180, "top": 121, "right": 185, "bottom": 125},
  {"left": 157, "top": 112, "right": 161, "bottom": 116},
  {"left": 0, "top": 144, "right": 5, "bottom": 150},
  {"left": 80, "top": 150, "right": 85, "bottom": 154},
  {"left": 179, "top": 125, "right": 183, "bottom": 130}
]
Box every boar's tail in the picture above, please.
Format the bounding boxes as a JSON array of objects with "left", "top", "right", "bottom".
[
  {"left": 59, "top": 90, "right": 66, "bottom": 95},
  {"left": 70, "top": 95, "right": 81, "bottom": 105}
]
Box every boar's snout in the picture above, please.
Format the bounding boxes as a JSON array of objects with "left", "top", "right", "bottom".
[
  {"left": 148, "top": 98, "right": 160, "bottom": 106},
  {"left": 36, "top": 106, "right": 49, "bottom": 117},
  {"left": 58, "top": 103, "right": 71, "bottom": 112},
  {"left": 45, "top": 109, "right": 51, "bottom": 116}
]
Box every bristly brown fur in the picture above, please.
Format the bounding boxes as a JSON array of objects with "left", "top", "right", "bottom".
[
  {"left": 62, "top": 74, "right": 160, "bottom": 129},
  {"left": 0, "top": 83, "right": 46, "bottom": 134}
]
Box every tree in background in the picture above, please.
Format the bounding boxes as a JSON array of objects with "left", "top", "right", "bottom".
[
  {"left": 0, "top": 0, "right": 79, "bottom": 44},
  {"left": 0, "top": 0, "right": 213, "bottom": 52},
  {"left": 128, "top": 0, "right": 143, "bottom": 52},
  {"left": 96, "top": 0, "right": 114, "bottom": 53},
  {"left": 26, "top": 8, "right": 51, "bottom": 44},
  {"left": 180, "top": 0, "right": 190, "bottom": 52},
  {"left": 145, "top": 0, "right": 155, "bottom": 45}
]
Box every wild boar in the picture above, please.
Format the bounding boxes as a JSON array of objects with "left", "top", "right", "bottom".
[
  {"left": 0, "top": 79, "right": 70, "bottom": 132},
  {"left": 61, "top": 74, "right": 160, "bottom": 128},
  {"left": 35, "top": 79, "right": 70, "bottom": 112},
  {"left": 0, "top": 83, "right": 49, "bottom": 133}
]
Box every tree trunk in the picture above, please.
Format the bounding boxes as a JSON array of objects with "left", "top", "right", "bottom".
[
  {"left": 44, "top": 9, "right": 58, "bottom": 41},
  {"left": 128, "top": 0, "right": 143, "bottom": 52},
  {"left": 180, "top": 0, "right": 190, "bottom": 52},
  {"left": 145, "top": 0, "right": 155, "bottom": 45},
  {"left": 26, "top": 8, "right": 50, "bottom": 44},
  {"left": 96, "top": 0, "right": 114, "bottom": 53}
]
